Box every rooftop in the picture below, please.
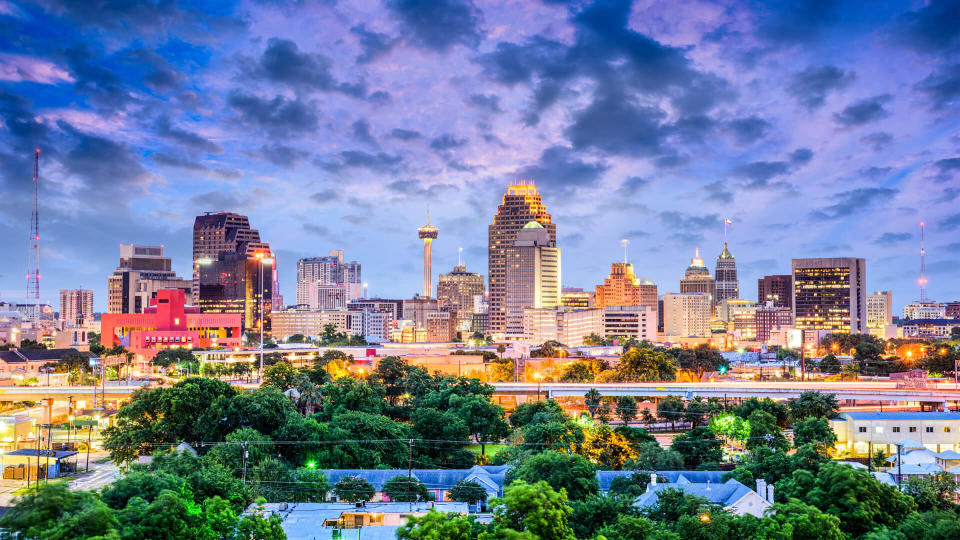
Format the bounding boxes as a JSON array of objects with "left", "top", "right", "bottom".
[{"left": 840, "top": 412, "right": 960, "bottom": 421}]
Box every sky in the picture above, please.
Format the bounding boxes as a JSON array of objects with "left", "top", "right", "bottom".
[{"left": 0, "top": 0, "right": 958, "bottom": 314}]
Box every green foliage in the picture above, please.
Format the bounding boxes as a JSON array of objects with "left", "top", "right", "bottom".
[
  {"left": 613, "top": 425, "right": 657, "bottom": 447},
  {"left": 152, "top": 348, "right": 197, "bottom": 370},
  {"left": 628, "top": 442, "right": 685, "bottom": 470},
  {"left": 903, "top": 472, "right": 959, "bottom": 512},
  {"left": 818, "top": 354, "right": 841, "bottom": 374},
  {"left": 383, "top": 475, "right": 432, "bottom": 502},
  {"left": 733, "top": 397, "right": 791, "bottom": 428},
  {"left": 508, "top": 450, "right": 598, "bottom": 501},
  {"left": 102, "top": 470, "right": 184, "bottom": 509},
  {"left": 334, "top": 476, "right": 375, "bottom": 502},
  {"left": 792, "top": 417, "right": 836, "bottom": 454},
  {"left": 487, "top": 480, "right": 576, "bottom": 540},
  {"left": 236, "top": 500, "right": 287, "bottom": 539},
  {"left": 671, "top": 426, "right": 723, "bottom": 469},
  {"left": 0, "top": 482, "right": 118, "bottom": 539},
  {"left": 584, "top": 388, "right": 602, "bottom": 418},
  {"left": 608, "top": 470, "right": 658, "bottom": 498},
  {"left": 398, "top": 509, "right": 481, "bottom": 540},
  {"left": 616, "top": 348, "right": 677, "bottom": 382},
  {"left": 449, "top": 480, "right": 489, "bottom": 504},
  {"left": 684, "top": 396, "right": 710, "bottom": 427},
  {"left": 788, "top": 391, "right": 839, "bottom": 420},
  {"left": 676, "top": 344, "right": 728, "bottom": 376},
  {"left": 510, "top": 399, "right": 567, "bottom": 428},
  {"left": 559, "top": 361, "right": 593, "bottom": 382},
  {"left": 894, "top": 510, "right": 960, "bottom": 540},
  {"left": 745, "top": 410, "right": 790, "bottom": 451},
  {"left": 568, "top": 494, "right": 637, "bottom": 539},
  {"left": 584, "top": 424, "right": 637, "bottom": 470},
  {"left": 263, "top": 361, "right": 298, "bottom": 390},
  {"left": 755, "top": 498, "right": 845, "bottom": 540},
  {"left": 656, "top": 396, "right": 685, "bottom": 428},
  {"left": 615, "top": 395, "right": 638, "bottom": 425},
  {"left": 709, "top": 413, "right": 750, "bottom": 443}
]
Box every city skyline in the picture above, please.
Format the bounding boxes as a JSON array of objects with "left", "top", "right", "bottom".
[{"left": 0, "top": 0, "right": 958, "bottom": 312}]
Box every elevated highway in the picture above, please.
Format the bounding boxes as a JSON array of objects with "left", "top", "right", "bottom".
[{"left": 491, "top": 381, "right": 960, "bottom": 404}]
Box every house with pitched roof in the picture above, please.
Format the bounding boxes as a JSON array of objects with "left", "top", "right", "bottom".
[{"left": 634, "top": 476, "right": 773, "bottom": 517}]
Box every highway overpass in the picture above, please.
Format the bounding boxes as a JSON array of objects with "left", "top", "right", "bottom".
[{"left": 491, "top": 382, "right": 960, "bottom": 405}]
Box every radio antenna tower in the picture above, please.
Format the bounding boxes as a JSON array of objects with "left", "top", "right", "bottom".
[
  {"left": 918, "top": 221, "right": 928, "bottom": 302},
  {"left": 26, "top": 149, "right": 40, "bottom": 326}
]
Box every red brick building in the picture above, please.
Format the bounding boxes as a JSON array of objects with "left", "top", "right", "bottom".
[{"left": 101, "top": 289, "right": 241, "bottom": 371}]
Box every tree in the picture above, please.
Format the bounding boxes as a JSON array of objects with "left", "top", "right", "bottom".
[
  {"left": 487, "top": 480, "right": 576, "bottom": 540},
  {"left": 584, "top": 425, "right": 637, "bottom": 470},
  {"left": 508, "top": 451, "right": 598, "bottom": 501},
  {"left": 510, "top": 399, "right": 566, "bottom": 428},
  {"left": 733, "top": 397, "right": 791, "bottom": 428},
  {"left": 903, "top": 472, "right": 959, "bottom": 512},
  {"left": 567, "top": 494, "right": 637, "bottom": 540},
  {"left": 656, "top": 396, "right": 685, "bottom": 429},
  {"left": 236, "top": 499, "right": 287, "bottom": 540},
  {"left": 375, "top": 356, "right": 410, "bottom": 405},
  {"left": 789, "top": 462, "right": 917, "bottom": 537},
  {"left": 450, "top": 480, "right": 489, "bottom": 505},
  {"left": 0, "top": 482, "right": 118, "bottom": 539},
  {"left": 595, "top": 402, "right": 612, "bottom": 424},
  {"left": 677, "top": 344, "right": 728, "bottom": 377},
  {"left": 584, "top": 388, "right": 602, "bottom": 418},
  {"left": 334, "top": 476, "right": 375, "bottom": 502},
  {"left": 819, "top": 354, "right": 841, "bottom": 374},
  {"left": 788, "top": 391, "right": 840, "bottom": 420},
  {"left": 616, "top": 348, "right": 676, "bottom": 382},
  {"left": 449, "top": 393, "right": 510, "bottom": 456},
  {"left": 559, "top": 361, "right": 593, "bottom": 382},
  {"left": 792, "top": 417, "right": 837, "bottom": 455},
  {"left": 101, "top": 470, "right": 184, "bottom": 509},
  {"left": 398, "top": 510, "right": 480, "bottom": 540},
  {"left": 756, "top": 498, "right": 845, "bottom": 540},
  {"left": 685, "top": 396, "right": 709, "bottom": 427},
  {"left": 608, "top": 471, "right": 657, "bottom": 498},
  {"left": 118, "top": 489, "right": 214, "bottom": 540},
  {"left": 629, "top": 442, "right": 684, "bottom": 470},
  {"left": 263, "top": 361, "right": 297, "bottom": 390},
  {"left": 615, "top": 395, "right": 638, "bottom": 425},
  {"left": 671, "top": 426, "right": 723, "bottom": 469},
  {"left": 745, "top": 410, "right": 790, "bottom": 451},
  {"left": 152, "top": 348, "right": 197, "bottom": 370},
  {"left": 384, "top": 475, "right": 432, "bottom": 502},
  {"left": 708, "top": 413, "right": 750, "bottom": 444}
]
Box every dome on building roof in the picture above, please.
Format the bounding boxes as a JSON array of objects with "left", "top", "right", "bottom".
[
  {"left": 523, "top": 221, "right": 544, "bottom": 229},
  {"left": 719, "top": 243, "right": 734, "bottom": 259}
]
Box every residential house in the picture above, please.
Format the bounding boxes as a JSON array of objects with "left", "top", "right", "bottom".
[{"left": 634, "top": 476, "right": 773, "bottom": 517}]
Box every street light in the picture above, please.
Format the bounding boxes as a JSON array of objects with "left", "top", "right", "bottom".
[
  {"left": 534, "top": 372, "right": 543, "bottom": 401},
  {"left": 255, "top": 252, "right": 274, "bottom": 384}
]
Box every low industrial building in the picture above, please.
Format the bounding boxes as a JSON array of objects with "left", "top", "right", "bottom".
[{"left": 831, "top": 411, "right": 960, "bottom": 456}]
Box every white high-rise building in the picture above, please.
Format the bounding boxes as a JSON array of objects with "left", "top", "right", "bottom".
[
  {"left": 504, "top": 221, "right": 560, "bottom": 337},
  {"left": 296, "top": 251, "right": 362, "bottom": 305},
  {"left": 523, "top": 307, "right": 603, "bottom": 346},
  {"left": 903, "top": 301, "right": 945, "bottom": 320},
  {"left": 866, "top": 291, "right": 893, "bottom": 327},
  {"left": 662, "top": 293, "right": 712, "bottom": 337},
  {"left": 602, "top": 305, "right": 657, "bottom": 342}
]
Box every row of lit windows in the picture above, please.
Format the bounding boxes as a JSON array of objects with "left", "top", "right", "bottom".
[
  {"left": 858, "top": 426, "right": 949, "bottom": 434},
  {"left": 146, "top": 335, "right": 193, "bottom": 343}
]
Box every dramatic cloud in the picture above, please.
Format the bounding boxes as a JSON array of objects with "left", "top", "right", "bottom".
[
  {"left": 390, "top": 128, "right": 421, "bottom": 140},
  {"left": 810, "top": 188, "right": 898, "bottom": 220},
  {"left": 889, "top": 0, "right": 960, "bottom": 54},
  {"left": 0, "top": 53, "right": 74, "bottom": 84},
  {"left": 915, "top": 64, "right": 960, "bottom": 111},
  {"left": 786, "top": 65, "right": 855, "bottom": 109},
  {"left": 227, "top": 91, "right": 319, "bottom": 136},
  {"left": 248, "top": 38, "right": 367, "bottom": 97},
  {"left": 259, "top": 144, "right": 310, "bottom": 167},
  {"left": 724, "top": 116, "right": 772, "bottom": 145},
  {"left": 875, "top": 232, "right": 911, "bottom": 245},
  {"left": 386, "top": 0, "right": 483, "bottom": 52},
  {"left": 515, "top": 146, "right": 609, "bottom": 196},
  {"left": 933, "top": 157, "right": 960, "bottom": 182},
  {"left": 350, "top": 24, "right": 399, "bottom": 64},
  {"left": 318, "top": 150, "right": 403, "bottom": 172},
  {"left": 429, "top": 133, "right": 468, "bottom": 151},
  {"left": 860, "top": 132, "right": 893, "bottom": 151},
  {"left": 833, "top": 95, "right": 892, "bottom": 127},
  {"left": 566, "top": 91, "right": 668, "bottom": 157},
  {"left": 466, "top": 93, "right": 502, "bottom": 113},
  {"left": 154, "top": 116, "right": 223, "bottom": 154}
]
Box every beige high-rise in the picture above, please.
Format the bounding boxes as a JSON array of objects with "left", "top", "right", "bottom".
[
  {"left": 488, "top": 182, "right": 556, "bottom": 334},
  {"left": 504, "top": 221, "right": 560, "bottom": 337}
]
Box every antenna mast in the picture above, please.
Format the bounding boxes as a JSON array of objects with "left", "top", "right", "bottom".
[
  {"left": 620, "top": 239, "right": 629, "bottom": 264},
  {"left": 27, "top": 149, "right": 40, "bottom": 327},
  {"left": 919, "top": 222, "right": 927, "bottom": 302}
]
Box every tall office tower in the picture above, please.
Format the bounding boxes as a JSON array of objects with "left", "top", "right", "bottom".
[
  {"left": 714, "top": 243, "right": 739, "bottom": 304},
  {"left": 192, "top": 212, "right": 263, "bottom": 298},
  {"left": 792, "top": 257, "right": 867, "bottom": 334},
  {"left": 866, "top": 291, "right": 893, "bottom": 327},
  {"left": 488, "top": 181, "right": 556, "bottom": 334},
  {"left": 197, "top": 246, "right": 274, "bottom": 334},
  {"left": 59, "top": 289, "right": 93, "bottom": 324},
  {"left": 757, "top": 274, "right": 793, "bottom": 308},
  {"left": 437, "top": 264, "right": 485, "bottom": 331},
  {"left": 679, "top": 248, "right": 716, "bottom": 307},
  {"left": 108, "top": 244, "right": 192, "bottom": 314},
  {"left": 755, "top": 303, "right": 793, "bottom": 342},
  {"left": 296, "top": 251, "right": 362, "bottom": 304},
  {"left": 418, "top": 215, "right": 439, "bottom": 297},
  {"left": 662, "top": 292, "right": 712, "bottom": 337},
  {"left": 594, "top": 263, "right": 657, "bottom": 309},
  {"left": 503, "top": 221, "right": 561, "bottom": 337}
]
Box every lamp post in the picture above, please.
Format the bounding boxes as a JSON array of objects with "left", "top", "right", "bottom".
[
  {"left": 534, "top": 372, "right": 542, "bottom": 402},
  {"left": 255, "top": 252, "right": 275, "bottom": 385}
]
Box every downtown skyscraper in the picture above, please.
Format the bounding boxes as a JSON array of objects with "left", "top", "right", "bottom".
[
  {"left": 488, "top": 182, "right": 556, "bottom": 334},
  {"left": 715, "top": 242, "right": 739, "bottom": 304}
]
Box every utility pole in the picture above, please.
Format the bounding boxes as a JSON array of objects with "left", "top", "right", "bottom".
[
  {"left": 896, "top": 443, "right": 902, "bottom": 491},
  {"left": 407, "top": 439, "right": 414, "bottom": 512},
  {"left": 241, "top": 442, "right": 248, "bottom": 483}
]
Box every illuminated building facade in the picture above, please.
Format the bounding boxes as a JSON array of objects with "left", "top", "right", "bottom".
[
  {"left": 679, "top": 249, "right": 716, "bottom": 308},
  {"left": 270, "top": 308, "right": 366, "bottom": 340},
  {"left": 867, "top": 291, "right": 893, "bottom": 327},
  {"left": 903, "top": 301, "right": 945, "bottom": 320},
  {"left": 595, "top": 263, "right": 657, "bottom": 310},
  {"left": 523, "top": 307, "right": 603, "bottom": 346},
  {"left": 560, "top": 288, "right": 592, "bottom": 310},
  {"left": 101, "top": 289, "right": 241, "bottom": 369},
  {"left": 488, "top": 182, "right": 556, "bottom": 334},
  {"left": 197, "top": 247, "right": 274, "bottom": 334},
  {"left": 436, "top": 264, "right": 485, "bottom": 330},
  {"left": 602, "top": 305, "right": 656, "bottom": 342},
  {"left": 714, "top": 244, "right": 739, "bottom": 304},
  {"left": 300, "top": 284, "right": 348, "bottom": 311},
  {"left": 504, "top": 221, "right": 560, "bottom": 337},
  {"left": 296, "top": 251, "right": 362, "bottom": 304},
  {"left": 755, "top": 303, "right": 793, "bottom": 342},
  {"left": 58, "top": 289, "right": 93, "bottom": 324},
  {"left": 757, "top": 274, "right": 792, "bottom": 309},
  {"left": 108, "top": 244, "right": 191, "bottom": 314},
  {"left": 792, "top": 257, "right": 866, "bottom": 334},
  {"left": 426, "top": 311, "right": 456, "bottom": 342},
  {"left": 662, "top": 293, "right": 712, "bottom": 337},
  {"left": 192, "top": 212, "right": 263, "bottom": 299}
]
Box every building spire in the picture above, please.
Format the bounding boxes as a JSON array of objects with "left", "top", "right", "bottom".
[{"left": 620, "top": 238, "right": 629, "bottom": 264}]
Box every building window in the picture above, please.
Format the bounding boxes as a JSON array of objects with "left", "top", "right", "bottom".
[
  {"left": 892, "top": 427, "right": 900, "bottom": 433},
  {"left": 909, "top": 427, "right": 917, "bottom": 433},
  {"left": 926, "top": 427, "right": 934, "bottom": 433},
  {"left": 945, "top": 427, "right": 952, "bottom": 433},
  {"left": 858, "top": 427, "right": 867, "bottom": 433}
]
